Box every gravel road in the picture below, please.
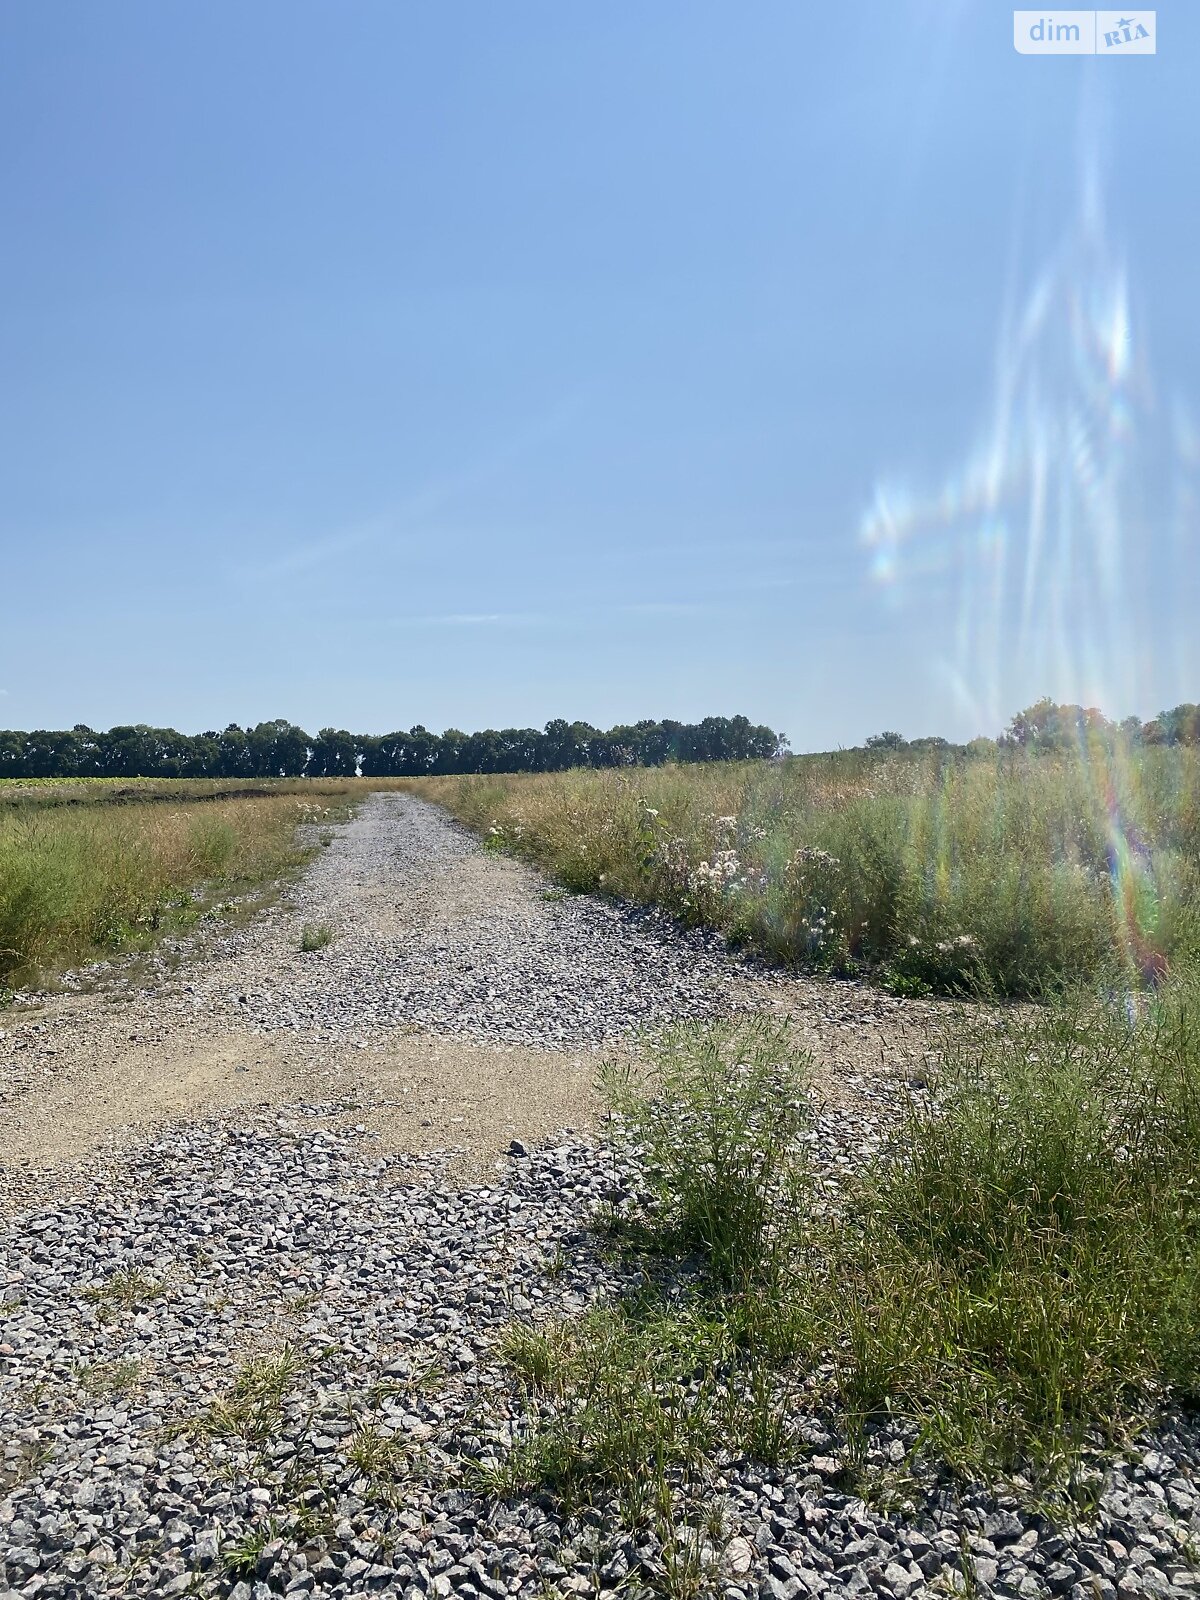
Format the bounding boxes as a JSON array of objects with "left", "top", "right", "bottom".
[
  {"left": 0, "top": 795, "right": 929, "bottom": 1206},
  {"left": 3, "top": 794, "right": 1195, "bottom": 1599},
  {"left": 220, "top": 792, "right": 790, "bottom": 1046}
]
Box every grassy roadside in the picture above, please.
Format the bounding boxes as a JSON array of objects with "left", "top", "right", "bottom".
[
  {"left": 405, "top": 746, "right": 1200, "bottom": 997},
  {"left": 488, "top": 996, "right": 1200, "bottom": 1576},
  {"left": 0, "top": 775, "right": 411, "bottom": 809},
  {"left": 0, "top": 792, "right": 347, "bottom": 989}
]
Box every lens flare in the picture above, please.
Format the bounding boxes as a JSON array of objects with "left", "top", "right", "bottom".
[
  {"left": 857, "top": 148, "right": 1198, "bottom": 733},
  {"left": 859, "top": 115, "right": 1198, "bottom": 987}
]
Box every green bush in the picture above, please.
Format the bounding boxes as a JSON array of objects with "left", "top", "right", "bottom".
[
  {"left": 827, "top": 978, "right": 1200, "bottom": 1481},
  {"left": 600, "top": 1017, "right": 811, "bottom": 1289},
  {"left": 496, "top": 990, "right": 1200, "bottom": 1513}
]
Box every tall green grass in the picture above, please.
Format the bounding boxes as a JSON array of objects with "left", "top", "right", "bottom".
[
  {"left": 825, "top": 981, "right": 1200, "bottom": 1483},
  {"left": 600, "top": 1017, "right": 810, "bottom": 1289},
  {"left": 493, "top": 992, "right": 1200, "bottom": 1533},
  {"left": 408, "top": 744, "right": 1200, "bottom": 995},
  {"left": 0, "top": 795, "right": 334, "bottom": 984}
]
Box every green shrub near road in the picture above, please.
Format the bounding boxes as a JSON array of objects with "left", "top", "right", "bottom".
[
  {"left": 825, "top": 980, "right": 1200, "bottom": 1482},
  {"left": 495, "top": 994, "right": 1200, "bottom": 1522},
  {"left": 600, "top": 1017, "right": 811, "bottom": 1290}
]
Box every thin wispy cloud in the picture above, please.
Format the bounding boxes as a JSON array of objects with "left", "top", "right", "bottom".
[
  {"left": 251, "top": 512, "right": 403, "bottom": 581},
  {"left": 405, "top": 612, "right": 547, "bottom": 628},
  {"left": 383, "top": 599, "right": 744, "bottom": 631},
  {"left": 238, "top": 392, "right": 587, "bottom": 584},
  {"left": 619, "top": 601, "right": 712, "bottom": 618}
]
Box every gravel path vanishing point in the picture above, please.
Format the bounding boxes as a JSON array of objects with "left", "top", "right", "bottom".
[
  {"left": 0, "top": 794, "right": 930, "bottom": 1204},
  {"left": 3, "top": 794, "right": 1197, "bottom": 1600}
]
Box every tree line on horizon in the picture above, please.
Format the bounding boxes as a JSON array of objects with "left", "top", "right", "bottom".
[
  {"left": 4, "top": 698, "right": 1197, "bottom": 783},
  {"left": 0, "top": 715, "right": 784, "bottom": 780},
  {"left": 858, "top": 698, "right": 1200, "bottom": 755}
]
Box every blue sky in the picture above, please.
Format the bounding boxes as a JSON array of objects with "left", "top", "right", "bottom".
[{"left": 2, "top": 2, "right": 1196, "bottom": 750}]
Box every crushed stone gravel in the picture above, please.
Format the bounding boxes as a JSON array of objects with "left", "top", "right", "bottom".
[
  {"left": 218, "top": 793, "right": 788, "bottom": 1047},
  {"left": 0, "top": 795, "right": 934, "bottom": 1207},
  {"left": 3, "top": 1110, "right": 1197, "bottom": 1600}
]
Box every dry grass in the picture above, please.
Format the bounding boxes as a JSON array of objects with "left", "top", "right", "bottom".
[
  {"left": 0, "top": 775, "right": 412, "bottom": 809},
  {"left": 404, "top": 744, "right": 1200, "bottom": 996},
  {"left": 0, "top": 792, "right": 343, "bottom": 985}
]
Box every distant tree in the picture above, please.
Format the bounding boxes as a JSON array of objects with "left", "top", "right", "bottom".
[
  {"left": 865, "top": 731, "right": 907, "bottom": 751},
  {"left": 434, "top": 729, "right": 469, "bottom": 774},
  {"left": 309, "top": 728, "right": 358, "bottom": 777},
  {"left": 24, "top": 728, "right": 82, "bottom": 778},
  {"left": 214, "top": 724, "right": 252, "bottom": 778},
  {"left": 746, "top": 721, "right": 786, "bottom": 759},
  {"left": 72, "top": 725, "right": 103, "bottom": 775},
  {"left": 0, "top": 730, "right": 26, "bottom": 777},
  {"left": 496, "top": 728, "right": 542, "bottom": 770},
  {"left": 0, "top": 712, "right": 789, "bottom": 779},
  {"left": 696, "top": 717, "right": 731, "bottom": 761},
  {"left": 402, "top": 726, "right": 440, "bottom": 774},
  {"left": 1004, "top": 699, "right": 1113, "bottom": 750},
  {"left": 570, "top": 721, "right": 600, "bottom": 765},
  {"left": 1003, "top": 699, "right": 1047, "bottom": 747},
  {"left": 247, "top": 719, "right": 309, "bottom": 777},
  {"left": 1157, "top": 704, "right": 1200, "bottom": 746},
  {"left": 362, "top": 731, "right": 414, "bottom": 776},
  {"left": 183, "top": 733, "right": 221, "bottom": 777},
  {"left": 357, "top": 735, "right": 385, "bottom": 777},
  {"left": 539, "top": 719, "right": 581, "bottom": 771},
  {"left": 100, "top": 724, "right": 171, "bottom": 778},
  {"left": 586, "top": 732, "right": 629, "bottom": 768},
  {"left": 462, "top": 729, "right": 503, "bottom": 773},
  {"left": 651, "top": 720, "right": 685, "bottom": 764}
]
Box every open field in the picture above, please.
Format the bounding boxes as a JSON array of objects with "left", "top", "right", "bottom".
[
  {"left": 0, "top": 775, "right": 411, "bottom": 808},
  {"left": 409, "top": 744, "right": 1200, "bottom": 996},
  {"left": 0, "top": 779, "right": 421, "bottom": 986},
  {"left": 8, "top": 746, "right": 1198, "bottom": 999},
  {"left": 0, "top": 791, "right": 344, "bottom": 986}
]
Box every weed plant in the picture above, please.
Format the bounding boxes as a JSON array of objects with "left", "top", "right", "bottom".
[
  {"left": 493, "top": 993, "right": 1200, "bottom": 1540},
  {"left": 346, "top": 1421, "right": 412, "bottom": 1503},
  {"left": 600, "top": 1016, "right": 811, "bottom": 1289},
  {"left": 198, "top": 1347, "right": 303, "bottom": 1446},
  {"left": 222, "top": 1526, "right": 274, "bottom": 1582},
  {"left": 82, "top": 1268, "right": 163, "bottom": 1311},
  {"left": 76, "top": 1358, "right": 142, "bottom": 1398},
  {"left": 827, "top": 978, "right": 1200, "bottom": 1483},
  {"left": 493, "top": 1302, "right": 738, "bottom": 1495}
]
